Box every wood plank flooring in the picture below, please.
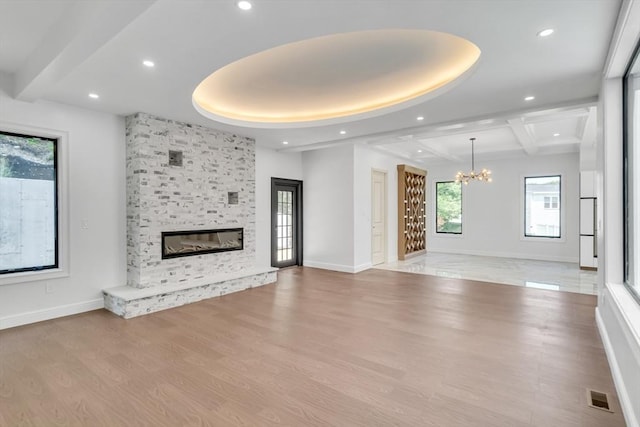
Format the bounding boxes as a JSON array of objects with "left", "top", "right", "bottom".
[{"left": 0, "top": 267, "right": 627, "bottom": 426}]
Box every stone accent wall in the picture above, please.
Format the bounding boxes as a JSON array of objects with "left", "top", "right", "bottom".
[{"left": 126, "top": 113, "right": 255, "bottom": 289}]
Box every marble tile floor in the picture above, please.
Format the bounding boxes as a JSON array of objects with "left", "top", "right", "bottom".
[{"left": 375, "top": 252, "right": 598, "bottom": 295}]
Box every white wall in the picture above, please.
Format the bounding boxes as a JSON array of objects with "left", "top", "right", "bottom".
[
  {"left": 425, "top": 153, "right": 580, "bottom": 263},
  {"left": 592, "top": 2, "right": 640, "bottom": 426},
  {"left": 597, "top": 76, "right": 640, "bottom": 427},
  {"left": 0, "top": 92, "right": 126, "bottom": 329},
  {"left": 254, "top": 146, "right": 303, "bottom": 267},
  {"left": 353, "top": 146, "right": 426, "bottom": 268},
  {"left": 302, "top": 144, "right": 355, "bottom": 272}
]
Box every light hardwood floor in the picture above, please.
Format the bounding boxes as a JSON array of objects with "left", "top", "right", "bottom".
[{"left": 0, "top": 267, "right": 626, "bottom": 426}]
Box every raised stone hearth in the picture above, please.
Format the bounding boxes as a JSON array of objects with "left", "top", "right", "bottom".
[
  {"left": 103, "top": 267, "right": 277, "bottom": 318},
  {"left": 103, "top": 113, "right": 276, "bottom": 317}
]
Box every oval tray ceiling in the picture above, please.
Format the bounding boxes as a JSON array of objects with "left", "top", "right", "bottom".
[{"left": 193, "top": 29, "right": 480, "bottom": 128}]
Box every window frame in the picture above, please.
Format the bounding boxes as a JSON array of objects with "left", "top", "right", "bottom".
[
  {"left": 623, "top": 39, "right": 640, "bottom": 303},
  {"left": 522, "top": 174, "right": 564, "bottom": 241},
  {"left": 435, "top": 180, "right": 463, "bottom": 235},
  {"left": 0, "top": 122, "right": 69, "bottom": 286}
]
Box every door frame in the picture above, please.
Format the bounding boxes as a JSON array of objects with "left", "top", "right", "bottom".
[
  {"left": 271, "top": 177, "right": 303, "bottom": 267},
  {"left": 371, "top": 168, "right": 388, "bottom": 265}
]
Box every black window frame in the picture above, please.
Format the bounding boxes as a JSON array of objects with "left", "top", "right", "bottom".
[
  {"left": 435, "top": 180, "right": 462, "bottom": 235},
  {"left": 623, "top": 39, "right": 640, "bottom": 304},
  {"left": 0, "top": 130, "right": 59, "bottom": 275},
  {"left": 524, "top": 175, "right": 562, "bottom": 239}
]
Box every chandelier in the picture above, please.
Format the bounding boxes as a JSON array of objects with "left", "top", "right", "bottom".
[{"left": 455, "top": 137, "right": 492, "bottom": 184}]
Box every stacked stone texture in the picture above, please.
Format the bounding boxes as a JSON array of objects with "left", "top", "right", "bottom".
[{"left": 125, "top": 113, "right": 256, "bottom": 289}]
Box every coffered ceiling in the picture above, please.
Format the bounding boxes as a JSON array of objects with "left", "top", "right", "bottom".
[{"left": 0, "top": 0, "right": 620, "bottom": 162}]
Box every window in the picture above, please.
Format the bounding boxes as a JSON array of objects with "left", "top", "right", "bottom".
[
  {"left": 543, "top": 196, "right": 559, "bottom": 209},
  {"left": 524, "top": 175, "right": 561, "bottom": 238},
  {"left": 435, "top": 181, "right": 462, "bottom": 234},
  {"left": 0, "top": 130, "right": 58, "bottom": 274},
  {"left": 623, "top": 41, "right": 640, "bottom": 302}
]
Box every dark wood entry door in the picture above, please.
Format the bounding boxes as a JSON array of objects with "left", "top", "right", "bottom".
[{"left": 271, "top": 178, "right": 303, "bottom": 268}]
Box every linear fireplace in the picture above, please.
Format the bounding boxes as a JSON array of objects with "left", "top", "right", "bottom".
[{"left": 161, "top": 228, "right": 243, "bottom": 259}]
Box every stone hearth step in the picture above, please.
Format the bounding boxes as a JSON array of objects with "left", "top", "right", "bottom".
[{"left": 103, "top": 267, "right": 277, "bottom": 319}]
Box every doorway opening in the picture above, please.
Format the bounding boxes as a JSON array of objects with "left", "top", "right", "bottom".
[{"left": 271, "top": 178, "right": 303, "bottom": 268}]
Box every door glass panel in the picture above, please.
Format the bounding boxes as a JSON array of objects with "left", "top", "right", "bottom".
[{"left": 277, "top": 190, "right": 294, "bottom": 262}]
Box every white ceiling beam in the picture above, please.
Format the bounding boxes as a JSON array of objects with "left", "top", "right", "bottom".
[
  {"left": 280, "top": 98, "right": 597, "bottom": 153},
  {"left": 578, "top": 106, "right": 597, "bottom": 147},
  {"left": 521, "top": 108, "right": 590, "bottom": 124},
  {"left": 368, "top": 145, "right": 415, "bottom": 163},
  {"left": 366, "top": 98, "right": 596, "bottom": 147},
  {"left": 14, "top": 0, "right": 156, "bottom": 101},
  {"left": 507, "top": 118, "right": 539, "bottom": 155},
  {"left": 417, "top": 140, "right": 462, "bottom": 162}
]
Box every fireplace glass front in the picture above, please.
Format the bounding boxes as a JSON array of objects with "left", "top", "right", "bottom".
[{"left": 162, "top": 228, "right": 243, "bottom": 259}]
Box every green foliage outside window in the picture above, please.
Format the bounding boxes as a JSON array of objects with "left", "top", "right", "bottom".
[{"left": 436, "top": 181, "right": 462, "bottom": 234}]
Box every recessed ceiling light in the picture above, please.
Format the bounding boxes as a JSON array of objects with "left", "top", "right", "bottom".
[
  {"left": 417, "top": 149, "right": 423, "bottom": 153},
  {"left": 237, "top": 1, "right": 252, "bottom": 10},
  {"left": 524, "top": 96, "right": 535, "bottom": 101},
  {"left": 282, "top": 141, "right": 289, "bottom": 145},
  {"left": 88, "top": 93, "right": 99, "bottom": 99},
  {"left": 537, "top": 28, "right": 554, "bottom": 37},
  {"left": 417, "top": 116, "right": 424, "bottom": 121},
  {"left": 553, "top": 133, "right": 560, "bottom": 137},
  {"left": 143, "top": 60, "right": 155, "bottom": 68},
  {"left": 340, "top": 130, "right": 346, "bottom": 135}
]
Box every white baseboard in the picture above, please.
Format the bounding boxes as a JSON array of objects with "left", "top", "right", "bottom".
[
  {"left": 596, "top": 306, "right": 640, "bottom": 427},
  {"left": 354, "top": 262, "right": 372, "bottom": 273},
  {"left": 428, "top": 248, "right": 579, "bottom": 264},
  {"left": 303, "top": 260, "right": 371, "bottom": 274},
  {"left": 0, "top": 298, "right": 104, "bottom": 330}
]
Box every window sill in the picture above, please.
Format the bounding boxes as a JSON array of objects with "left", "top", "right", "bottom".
[
  {"left": 0, "top": 267, "right": 69, "bottom": 286},
  {"left": 521, "top": 235, "right": 566, "bottom": 243},
  {"left": 433, "top": 232, "right": 464, "bottom": 239}
]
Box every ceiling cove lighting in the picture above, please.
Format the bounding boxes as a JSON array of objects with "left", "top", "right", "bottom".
[
  {"left": 455, "top": 137, "right": 492, "bottom": 185},
  {"left": 143, "top": 60, "right": 155, "bottom": 67},
  {"left": 524, "top": 96, "right": 535, "bottom": 101},
  {"left": 237, "top": 1, "right": 252, "bottom": 10},
  {"left": 537, "top": 28, "right": 554, "bottom": 37},
  {"left": 88, "top": 93, "right": 99, "bottom": 99},
  {"left": 192, "top": 29, "right": 481, "bottom": 128}
]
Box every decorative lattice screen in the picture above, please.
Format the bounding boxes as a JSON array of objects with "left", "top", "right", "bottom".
[{"left": 397, "top": 165, "right": 427, "bottom": 260}]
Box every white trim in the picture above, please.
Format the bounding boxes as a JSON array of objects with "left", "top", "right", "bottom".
[
  {"left": 604, "top": 0, "right": 640, "bottom": 79},
  {"left": 605, "top": 283, "right": 640, "bottom": 367},
  {"left": 354, "top": 262, "right": 372, "bottom": 273},
  {"left": 371, "top": 168, "right": 388, "bottom": 266},
  {"left": 596, "top": 302, "right": 640, "bottom": 427},
  {"left": 303, "top": 260, "right": 372, "bottom": 274},
  {"left": 431, "top": 180, "right": 464, "bottom": 238},
  {"left": 428, "top": 248, "right": 578, "bottom": 264},
  {"left": 519, "top": 173, "right": 566, "bottom": 243},
  {"left": 0, "top": 121, "right": 70, "bottom": 286},
  {"left": 0, "top": 298, "right": 104, "bottom": 330}
]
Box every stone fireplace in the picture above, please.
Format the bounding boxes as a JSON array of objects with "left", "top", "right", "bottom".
[{"left": 103, "top": 113, "right": 276, "bottom": 318}]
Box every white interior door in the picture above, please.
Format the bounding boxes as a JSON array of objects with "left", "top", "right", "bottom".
[{"left": 371, "top": 169, "right": 387, "bottom": 265}]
